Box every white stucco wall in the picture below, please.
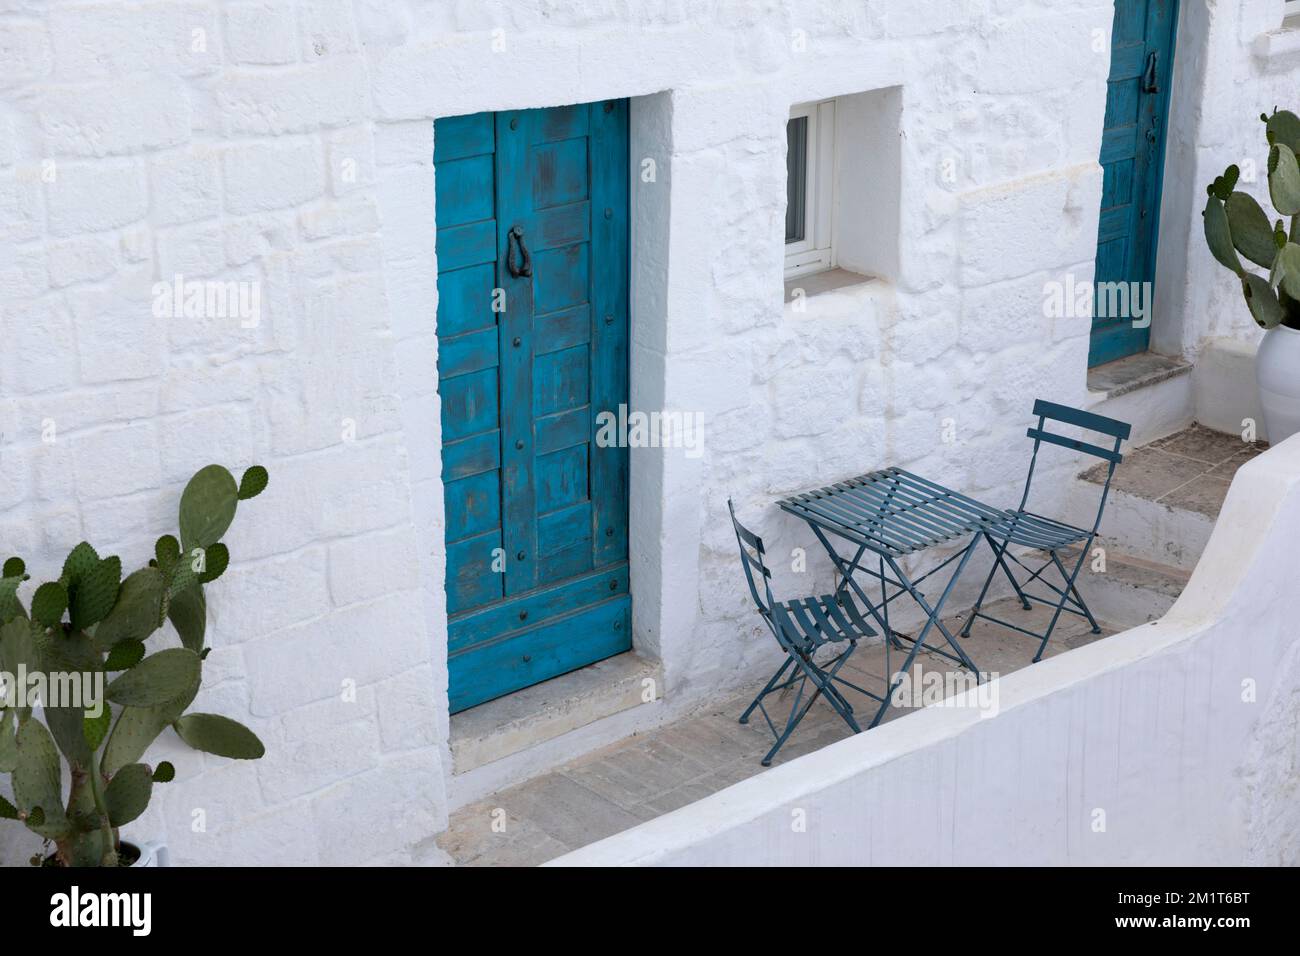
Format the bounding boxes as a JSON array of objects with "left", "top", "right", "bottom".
[
  {"left": 1156, "top": 0, "right": 1300, "bottom": 360},
  {"left": 550, "top": 435, "right": 1300, "bottom": 866},
  {"left": 1, "top": 1, "right": 1292, "bottom": 865}
]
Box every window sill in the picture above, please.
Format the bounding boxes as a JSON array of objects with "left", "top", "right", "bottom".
[
  {"left": 1254, "top": 24, "right": 1300, "bottom": 60},
  {"left": 783, "top": 268, "right": 890, "bottom": 321},
  {"left": 784, "top": 267, "right": 875, "bottom": 303}
]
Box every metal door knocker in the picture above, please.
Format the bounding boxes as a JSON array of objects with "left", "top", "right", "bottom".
[
  {"left": 507, "top": 225, "right": 532, "bottom": 278},
  {"left": 1142, "top": 50, "right": 1159, "bottom": 94}
]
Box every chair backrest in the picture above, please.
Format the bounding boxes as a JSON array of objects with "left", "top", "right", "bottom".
[
  {"left": 1018, "top": 399, "right": 1132, "bottom": 532},
  {"left": 728, "top": 499, "right": 776, "bottom": 616}
]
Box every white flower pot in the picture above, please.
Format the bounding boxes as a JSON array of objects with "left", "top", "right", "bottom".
[
  {"left": 1257, "top": 325, "right": 1300, "bottom": 445},
  {"left": 126, "top": 842, "right": 169, "bottom": 867}
]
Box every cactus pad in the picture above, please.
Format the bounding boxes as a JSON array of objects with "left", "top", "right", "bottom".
[
  {"left": 179, "top": 465, "right": 239, "bottom": 551},
  {"left": 173, "top": 713, "right": 265, "bottom": 759},
  {"left": 105, "top": 648, "right": 202, "bottom": 707},
  {"left": 105, "top": 763, "right": 153, "bottom": 827},
  {"left": 69, "top": 555, "right": 121, "bottom": 631},
  {"left": 60, "top": 542, "right": 99, "bottom": 588},
  {"left": 238, "top": 465, "right": 269, "bottom": 500},
  {"left": 30, "top": 582, "right": 68, "bottom": 629}
]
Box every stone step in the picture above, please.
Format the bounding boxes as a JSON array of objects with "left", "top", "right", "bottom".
[
  {"left": 1085, "top": 352, "right": 1193, "bottom": 447},
  {"left": 1063, "top": 481, "right": 1216, "bottom": 571},
  {"left": 1056, "top": 424, "right": 1262, "bottom": 571},
  {"left": 1059, "top": 546, "right": 1190, "bottom": 626},
  {"left": 447, "top": 652, "right": 667, "bottom": 809}
]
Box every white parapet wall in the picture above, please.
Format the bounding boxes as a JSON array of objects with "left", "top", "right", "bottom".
[{"left": 549, "top": 435, "right": 1300, "bottom": 867}]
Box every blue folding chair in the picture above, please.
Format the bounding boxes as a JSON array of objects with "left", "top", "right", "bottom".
[
  {"left": 728, "top": 500, "right": 883, "bottom": 766},
  {"left": 960, "top": 400, "right": 1131, "bottom": 662}
]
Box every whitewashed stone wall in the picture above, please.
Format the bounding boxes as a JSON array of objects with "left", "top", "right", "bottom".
[
  {"left": 1156, "top": 0, "right": 1300, "bottom": 357},
  {"left": 0, "top": 0, "right": 448, "bottom": 866},
  {"left": 1, "top": 1, "right": 1292, "bottom": 865}
]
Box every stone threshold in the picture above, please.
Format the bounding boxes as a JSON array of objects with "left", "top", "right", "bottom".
[
  {"left": 1086, "top": 348, "right": 1190, "bottom": 398},
  {"left": 450, "top": 652, "right": 663, "bottom": 774},
  {"left": 1086, "top": 351, "right": 1191, "bottom": 401}
]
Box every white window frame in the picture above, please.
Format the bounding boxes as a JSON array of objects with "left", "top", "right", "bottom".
[{"left": 784, "top": 99, "right": 836, "bottom": 280}]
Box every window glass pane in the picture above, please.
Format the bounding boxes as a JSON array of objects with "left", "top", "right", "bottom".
[{"left": 786, "top": 116, "right": 808, "bottom": 244}]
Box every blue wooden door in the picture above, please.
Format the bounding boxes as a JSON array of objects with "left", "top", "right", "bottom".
[
  {"left": 434, "top": 101, "right": 631, "bottom": 713},
  {"left": 1091, "top": 0, "right": 1178, "bottom": 367}
]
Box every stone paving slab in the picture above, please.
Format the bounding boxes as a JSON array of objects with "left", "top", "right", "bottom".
[
  {"left": 1147, "top": 429, "right": 1237, "bottom": 464},
  {"left": 1082, "top": 423, "right": 1263, "bottom": 507},
  {"left": 1161, "top": 474, "right": 1232, "bottom": 517}
]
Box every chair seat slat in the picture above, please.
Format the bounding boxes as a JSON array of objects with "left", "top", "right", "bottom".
[
  {"left": 785, "top": 598, "right": 822, "bottom": 644},
  {"left": 821, "top": 596, "right": 859, "bottom": 638},
  {"left": 800, "top": 595, "right": 842, "bottom": 644}
]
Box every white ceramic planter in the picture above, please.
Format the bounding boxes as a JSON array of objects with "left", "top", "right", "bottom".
[
  {"left": 1257, "top": 325, "right": 1300, "bottom": 444},
  {"left": 126, "top": 842, "right": 169, "bottom": 868}
]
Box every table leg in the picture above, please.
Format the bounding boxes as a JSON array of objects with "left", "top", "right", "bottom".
[{"left": 868, "top": 534, "right": 982, "bottom": 728}]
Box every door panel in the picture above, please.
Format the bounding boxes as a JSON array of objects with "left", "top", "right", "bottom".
[
  {"left": 1090, "top": 0, "right": 1178, "bottom": 367},
  {"left": 435, "top": 100, "right": 631, "bottom": 714}
]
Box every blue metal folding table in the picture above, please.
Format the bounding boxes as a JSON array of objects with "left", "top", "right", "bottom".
[{"left": 778, "top": 467, "right": 1005, "bottom": 727}]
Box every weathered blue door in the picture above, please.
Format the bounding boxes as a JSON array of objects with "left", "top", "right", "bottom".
[
  {"left": 434, "top": 101, "right": 631, "bottom": 713},
  {"left": 1091, "top": 0, "right": 1178, "bottom": 367}
]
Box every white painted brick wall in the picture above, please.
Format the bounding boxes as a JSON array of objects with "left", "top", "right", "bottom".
[{"left": 0, "top": 0, "right": 1290, "bottom": 866}]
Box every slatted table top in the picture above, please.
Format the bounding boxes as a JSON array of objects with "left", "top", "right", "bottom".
[{"left": 777, "top": 467, "right": 1005, "bottom": 557}]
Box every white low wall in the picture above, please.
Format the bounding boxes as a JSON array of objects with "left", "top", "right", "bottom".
[{"left": 550, "top": 436, "right": 1300, "bottom": 866}]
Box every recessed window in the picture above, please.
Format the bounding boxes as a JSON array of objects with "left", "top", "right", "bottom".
[
  {"left": 781, "top": 87, "right": 902, "bottom": 297},
  {"left": 1288, "top": 0, "right": 1300, "bottom": 19},
  {"left": 784, "top": 100, "right": 836, "bottom": 279}
]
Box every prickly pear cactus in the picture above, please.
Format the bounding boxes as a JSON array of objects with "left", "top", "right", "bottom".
[
  {"left": 0, "top": 463, "right": 269, "bottom": 866},
  {"left": 1203, "top": 108, "right": 1300, "bottom": 330}
]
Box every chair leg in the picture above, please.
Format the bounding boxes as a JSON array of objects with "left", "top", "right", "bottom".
[
  {"left": 759, "top": 650, "right": 862, "bottom": 766},
  {"left": 1052, "top": 548, "right": 1101, "bottom": 634},
  {"left": 960, "top": 558, "right": 1000, "bottom": 638},
  {"left": 761, "top": 672, "right": 813, "bottom": 766},
  {"left": 812, "top": 643, "right": 859, "bottom": 720},
  {"left": 1032, "top": 548, "right": 1092, "bottom": 662},
  {"left": 739, "top": 656, "right": 795, "bottom": 725},
  {"left": 760, "top": 658, "right": 821, "bottom": 766},
  {"left": 795, "top": 649, "right": 862, "bottom": 730},
  {"left": 962, "top": 533, "right": 1033, "bottom": 636},
  {"left": 989, "top": 533, "right": 1033, "bottom": 610}
]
